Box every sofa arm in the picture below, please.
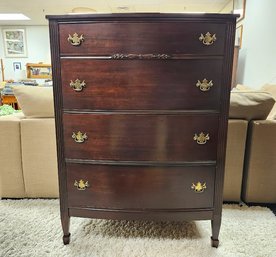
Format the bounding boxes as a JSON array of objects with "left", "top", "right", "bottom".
[
  {"left": 242, "top": 120, "right": 276, "bottom": 203},
  {"left": 224, "top": 120, "right": 248, "bottom": 202},
  {"left": 0, "top": 113, "right": 26, "bottom": 198}
]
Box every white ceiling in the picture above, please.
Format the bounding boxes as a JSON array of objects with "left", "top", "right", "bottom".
[{"left": 0, "top": 0, "right": 232, "bottom": 26}]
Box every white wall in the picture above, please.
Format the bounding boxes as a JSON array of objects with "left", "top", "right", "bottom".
[
  {"left": 236, "top": 0, "right": 276, "bottom": 89},
  {"left": 0, "top": 26, "right": 50, "bottom": 82},
  {"left": 220, "top": 0, "right": 233, "bottom": 13}
]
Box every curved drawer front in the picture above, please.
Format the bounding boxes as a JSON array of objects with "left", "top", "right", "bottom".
[
  {"left": 63, "top": 113, "right": 219, "bottom": 162},
  {"left": 61, "top": 59, "right": 223, "bottom": 110},
  {"left": 67, "top": 163, "right": 215, "bottom": 209},
  {"left": 60, "top": 22, "right": 226, "bottom": 56}
]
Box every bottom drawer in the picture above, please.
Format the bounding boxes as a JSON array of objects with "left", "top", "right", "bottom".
[{"left": 67, "top": 163, "right": 215, "bottom": 209}]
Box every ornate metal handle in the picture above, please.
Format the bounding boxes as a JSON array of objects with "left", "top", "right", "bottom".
[
  {"left": 199, "top": 32, "right": 216, "bottom": 46},
  {"left": 70, "top": 79, "right": 86, "bottom": 92},
  {"left": 74, "top": 179, "right": 89, "bottom": 190},
  {"left": 68, "top": 33, "right": 84, "bottom": 46},
  {"left": 191, "top": 182, "right": 206, "bottom": 193},
  {"left": 111, "top": 54, "right": 170, "bottom": 60},
  {"left": 193, "top": 132, "right": 210, "bottom": 145},
  {"left": 72, "top": 131, "right": 88, "bottom": 143},
  {"left": 196, "top": 79, "right": 213, "bottom": 91}
]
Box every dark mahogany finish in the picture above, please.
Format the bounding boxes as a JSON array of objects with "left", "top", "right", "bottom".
[
  {"left": 59, "top": 22, "right": 226, "bottom": 56},
  {"left": 61, "top": 59, "right": 223, "bottom": 110},
  {"left": 63, "top": 113, "right": 219, "bottom": 161},
  {"left": 67, "top": 163, "right": 215, "bottom": 209},
  {"left": 47, "top": 13, "right": 237, "bottom": 247}
]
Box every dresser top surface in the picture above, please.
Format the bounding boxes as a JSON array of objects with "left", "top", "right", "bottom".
[{"left": 46, "top": 13, "right": 238, "bottom": 22}]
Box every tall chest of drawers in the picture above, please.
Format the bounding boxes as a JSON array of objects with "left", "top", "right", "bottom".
[{"left": 47, "top": 13, "right": 237, "bottom": 247}]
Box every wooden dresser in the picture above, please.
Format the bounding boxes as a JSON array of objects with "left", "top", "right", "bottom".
[{"left": 47, "top": 13, "right": 237, "bottom": 247}]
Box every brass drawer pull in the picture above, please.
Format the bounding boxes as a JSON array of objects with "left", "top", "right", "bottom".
[
  {"left": 199, "top": 32, "right": 216, "bottom": 46},
  {"left": 72, "top": 131, "right": 88, "bottom": 143},
  {"left": 193, "top": 132, "right": 210, "bottom": 145},
  {"left": 70, "top": 79, "right": 86, "bottom": 92},
  {"left": 68, "top": 33, "right": 84, "bottom": 46},
  {"left": 191, "top": 182, "right": 206, "bottom": 193},
  {"left": 196, "top": 79, "right": 213, "bottom": 91},
  {"left": 74, "top": 179, "right": 89, "bottom": 190}
]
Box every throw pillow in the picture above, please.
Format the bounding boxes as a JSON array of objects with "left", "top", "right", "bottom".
[
  {"left": 235, "top": 84, "right": 254, "bottom": 91},
  {"left": 13, "top": 86, "right": 54, "bottom": 118},
  {"left": 261, "top": 84, "right": 276, "bottom": 120},
  {"left": 229, "top": 91, "right": 275, "bottom": 121}
]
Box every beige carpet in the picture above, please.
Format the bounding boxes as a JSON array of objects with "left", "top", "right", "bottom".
[{"left": 0, "top": 200, "right": 276, "bottom": 257}]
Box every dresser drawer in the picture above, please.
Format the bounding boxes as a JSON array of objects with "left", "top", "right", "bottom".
[
  {"left": 59, "top": 22, "right": 226, "bottom": 56},
  {"left": 63, "top": 113, "right": 219, "bottom": 162},
  {"left": 61, "top": 59, "right": 223, "bottom": 110},
  {"left": 67, "top": 163, "right": 215, "bottom": 209}
]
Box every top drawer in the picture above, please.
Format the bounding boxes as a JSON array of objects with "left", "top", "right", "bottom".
[{"left": 59, "top": 22, "right": 226, "bottom": 56}]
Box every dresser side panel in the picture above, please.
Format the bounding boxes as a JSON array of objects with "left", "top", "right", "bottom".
[
  {"left": 48, "top": 20, "right": 69, "bottom": 221},
  {"left": 213, "top": 21, "right": 236, "bottom": 217}
]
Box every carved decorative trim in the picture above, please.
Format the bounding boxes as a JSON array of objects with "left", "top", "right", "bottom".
[{"left": 111, "top": 54, "right": 170, "bottom": 60}]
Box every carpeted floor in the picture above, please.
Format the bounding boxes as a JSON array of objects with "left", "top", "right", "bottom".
[{"left": 0, "top": 200, "right": 276, "bottom": 257}]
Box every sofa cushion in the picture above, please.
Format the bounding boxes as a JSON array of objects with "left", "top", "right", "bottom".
[
  {"left": 235, "top": 84, "right": 253, "bottom": 91},
  {"left": 13, "top": 86, "right": 54, "bottom": 118},
  {"left": 242, "top": 120, "right": 276, "bottom": 203},
  {"left": 229, "top": 91, "right": 275, "bottom": 121},
  {"left": 21, "top": 118, "right": 59, "bottom": 198},
  {"left": 261, "top": 84, "right": 276, "bottom": 120}
]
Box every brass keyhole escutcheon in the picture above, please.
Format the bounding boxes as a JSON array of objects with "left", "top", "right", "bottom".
[
  {"left": 191, "top": 182, "right": 207, "bottom": 193},
  {"left": 196, "top": 79, "right": 213, "bottom": 92},
  {"left": 70, "top": 79, "right": 86, "bottom": 92},
  {"left": 68, "top": 33, "right": 84, "bottom": 46},
  {"left": 199, "top": 32, "right": 217, "bottom": 46},
  {"left": 193, "top": 132, "right": 210, "bottom": 145},
  {"left": 72, "top": 131, "right": 88, "bottom": 143},
  {"left": 74, "top": 179, "right": 89, "bottom": 190}
]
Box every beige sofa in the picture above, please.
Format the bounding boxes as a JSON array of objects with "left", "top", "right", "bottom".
[
  {"left": 236, "top": 84, "right": 276, "bottom": 203},
  {"left": 0, "top": 113, "right": 58, "bottom": 198},
  {"left": 0, "top": 86, "right": 275, "bottom": 203}
]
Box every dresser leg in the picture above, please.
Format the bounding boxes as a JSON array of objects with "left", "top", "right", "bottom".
[
  {"left": 211, "top": 237, "right": 219, "bottom": 248},
  {"left": 211, "top": 217, "right": 221, "bottom": 248},
  {"left": 61, "top": 215, "right": 71, "bottom": 245},
  {"left": 63, "top": 233, "right": 71, "bottom": 245}
]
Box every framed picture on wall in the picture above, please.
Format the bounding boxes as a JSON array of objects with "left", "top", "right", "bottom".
[
  {"left": 235, "top": 25, "right": 243, "bottom": 48},
  {"left": 2, "top": 28, "right": 28, "bottom": 58},
  {"left": 26, "top": 63, "right": 52, "bottom": 79},
  {"left": 13, "top": 62, "right": 21, "bottom": 71},
  {"left": 233, "top": 0, "right": 246, "bottom": 22}
]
